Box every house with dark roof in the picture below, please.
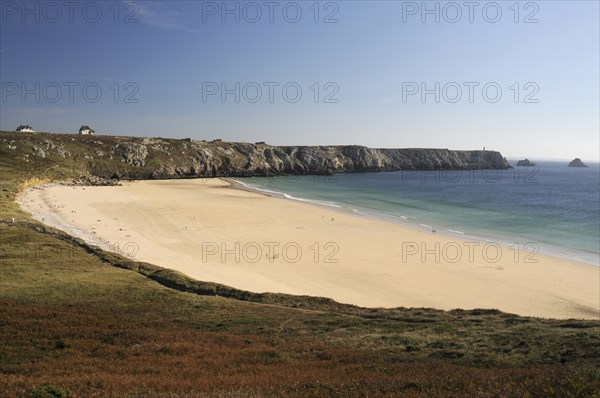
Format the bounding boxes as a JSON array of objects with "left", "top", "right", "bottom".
[
  {"left": 16, "top": 125, "right": 35, "bottom": 133},
  {"left": 79, "top": 125, "right": 95, "bottom": 135}
]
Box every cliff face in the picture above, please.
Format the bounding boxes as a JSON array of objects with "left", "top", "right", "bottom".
[
  {"left": 1, "top": 132, "right": 510, "bottom": 180},
  {"left": 146, "top": 143, "right": 510, "bottom": 178}
]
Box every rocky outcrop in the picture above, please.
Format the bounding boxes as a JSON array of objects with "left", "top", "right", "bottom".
[
  {"left": 115, "top": 144, "right": 511, "bottom": 179},
  {"left": 31, "top": 145, "right": 45, "bottom": 158},
  {"left": 71, "top": 175, "right": 121, "bottom": 186},
  {"left": 2, "top": 132, "right": 511, "bottom": 180},
  {"left": 116, "top": 142, "right": 148, "bottom": 167},
  {"left": 516, "top": 159, "right": 536, "bottom": 167},
  {"left": 568, "top": 158, "right": 587, "bottom": 168}
]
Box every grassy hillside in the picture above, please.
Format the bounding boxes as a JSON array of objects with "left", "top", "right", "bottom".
[
  {"left": 0, "top": 131, "right": 510, "bottom": 184},
  {"left": 1, "top": 131, "right": 599, "bottom": 397}
]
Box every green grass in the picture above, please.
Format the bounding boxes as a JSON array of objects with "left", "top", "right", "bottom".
[{"left": 1, "top": 131, "right": 599, "bottom": 397}]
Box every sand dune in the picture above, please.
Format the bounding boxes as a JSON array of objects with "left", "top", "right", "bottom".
[{"left": 18, "top": 179, "right": 599, "bottom": 319}]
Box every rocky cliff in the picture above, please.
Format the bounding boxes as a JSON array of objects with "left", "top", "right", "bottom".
[{"left": 1, "top": 132, "right": 511, "bottom": 180}]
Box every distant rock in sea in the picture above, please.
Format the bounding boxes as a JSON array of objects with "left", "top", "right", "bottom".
[
  {"left": 516, "top": 159, "right": 536, "bottom": 167},
  {"left": 568, "top": 158, "right": 588, "bottom": 167}
]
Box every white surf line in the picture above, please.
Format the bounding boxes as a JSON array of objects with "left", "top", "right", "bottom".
[
  {"left": 282, "top": 193, "right": 342, "bottom": 208},
  {"left": 230, "top": 178, "right": 342, "bottom": 208}
]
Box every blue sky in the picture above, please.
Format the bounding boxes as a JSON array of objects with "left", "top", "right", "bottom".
[{"left": 1, "top": 0, "right": 598, "bottom": 161}]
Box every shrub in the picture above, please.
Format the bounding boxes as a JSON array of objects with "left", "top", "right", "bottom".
[{"left": 27, "top": 385, "right": 69, "bottom": 398}]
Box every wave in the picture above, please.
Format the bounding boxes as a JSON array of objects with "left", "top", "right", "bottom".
[
  {"left": 233, "top": 179, "right": 285, "bottom": 196},
  {"left": 232, "top": 175, "right": 599, "bottom": 267},
  {"left": 349, "top": 207, "right": 371, "bottom": 216},
  {"left": 283, "top": 193, "right": 342, "bottom": 208},
  {"left": 232, "top": 179, "right": 342, "bottom": 208}
]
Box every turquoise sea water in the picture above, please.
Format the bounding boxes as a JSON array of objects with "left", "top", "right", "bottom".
[{"left": 234, "top": 161, "right": 600, "bottom": 266}]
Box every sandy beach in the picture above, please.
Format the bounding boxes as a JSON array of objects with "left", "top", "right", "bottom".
[{"left": 18, "top": 179, "right": 599, "bottom": 319}]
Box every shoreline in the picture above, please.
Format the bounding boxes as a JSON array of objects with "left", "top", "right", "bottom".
[
  {"left": 17, "top": 178, "right": 600, "bottom": 320},
  {"left": 229, "top": 178, "right": 599, "bottom": 267}
]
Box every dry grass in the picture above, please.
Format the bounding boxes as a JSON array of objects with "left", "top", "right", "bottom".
[
  {"left": 17, "top": 177, "right": 55, "bottom": 193},
  {"left": 1, "top": 131, "right": 599, "bottom": 397}
]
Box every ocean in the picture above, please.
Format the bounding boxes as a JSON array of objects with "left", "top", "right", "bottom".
[{"left": 233, "top": 161, "right": 600, "bottom": 266}]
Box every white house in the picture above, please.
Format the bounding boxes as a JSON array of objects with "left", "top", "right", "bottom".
[
  {"left": 16, "top": 125, "right": 35, "bottom": 133},
  {"left": 79, "top": 125, "right": 95, "bottom": 135}
]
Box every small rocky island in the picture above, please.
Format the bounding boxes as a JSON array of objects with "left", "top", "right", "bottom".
[
  {"left": 568, "top": 158, "right": 588, "bottom": 167},
  {"left": 516, "top": 159, "right": 536, "bottom": 167}
]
